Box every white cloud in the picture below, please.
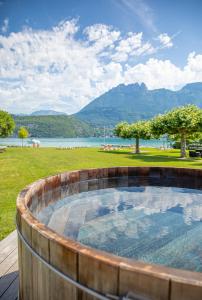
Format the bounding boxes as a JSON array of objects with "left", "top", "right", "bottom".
[
  {"left": 116, "top": 32, "right": 143, "bottom": 53},
  {"left": 0, "top": 20, "right": 125, "bottom": 114},
  {"left": 0, "top": 19, "right": 201, "bottom": 115},
  {"left": 158, "top": 33, "right": 173, "bottom": 48},
  {"left": 84, "top": 24, "right": 121, "bottom": 55},
  {"left": 124, "top": 58, "right": 183, "bottom": 89},
  {"left": 84, "top": 24, "right": 120, "bottom": 43},
  {"left": 1, "top": 18, "right": 9, "bottom": 33},
  {"left": 112, "top": 31, "right": 157, "bottom": 63},
  {"left": 186, "top": 52, "right": 202, "bottom": 73},
  {"left": 111, "top": 31, "right": 156, "bottom": 62},
  {"left": 124, "top": 52, "right": 202, "bottom": 90}
]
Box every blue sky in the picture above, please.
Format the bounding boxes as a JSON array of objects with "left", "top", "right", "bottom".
[{"left": 0, "top": 0, "right": 202, "bottom": 114}]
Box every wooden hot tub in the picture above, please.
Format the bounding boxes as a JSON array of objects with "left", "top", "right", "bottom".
[{"left": 16, "top": 167, "right": 202, "bottom": 300}]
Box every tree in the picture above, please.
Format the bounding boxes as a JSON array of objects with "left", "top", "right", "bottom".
[
  {"left": 114, "top": 122, "right": 129, "bottom": 137},
  {"left": 114, "top": 120, "right": 152, "bottom": 153},
  {"left": 129, "top": 120, "right": 152, "bottom": 153},
  {"left": 18, "top": 127, "right": 29, "bottom": 147},
  {"left": 0, "top": 110, "right": 15, "bottom": 137},
  {"left": 151, "top": 105, "right": 202, "bottom": 158},
  {"left": 169, "top": 132, "right": 202, "bottom": 149}
]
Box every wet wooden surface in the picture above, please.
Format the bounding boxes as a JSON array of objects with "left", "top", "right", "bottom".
[{"left": 0, "top": 230, "right": 18, "bottom": 300}]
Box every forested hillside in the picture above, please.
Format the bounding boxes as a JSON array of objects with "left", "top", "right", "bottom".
[{"left": 13, "top": 115, "right": 93, "bottom": 137}]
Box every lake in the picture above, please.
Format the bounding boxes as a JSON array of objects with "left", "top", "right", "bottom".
[{"left": 0, "top": 137, "right": 167, "bottom": 148}]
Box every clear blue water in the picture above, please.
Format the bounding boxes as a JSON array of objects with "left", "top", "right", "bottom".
[
  {"left": 37, "top": 184, "right": 202, "bottom": 272},
  {"left": 0, "top": 137, "right": 165, "bottom": 148}
]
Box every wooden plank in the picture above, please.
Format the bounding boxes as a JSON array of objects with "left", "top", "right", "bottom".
[
  {"left": 0, "top": 231, "right": 17, "bottom": 264},
  {"left": 0, "top": 231, "right": 18, "bottom": 300},
  {"left": 78, "top": 250, "right": 119, "bottom": 300},
  {"left": 0, "top": 248, "right": 18, "bottom": 277},
  {"left": 0, "top": 276, "right": 19, "bottom": 300},
  {"left": 0, "top": 261, "right": 18, "bottom": 298},
  {"left": 21, "top": 217, "right": 33, "bottom": 300},
  {"left": 17, "top": 236, "right": 22, "bottom": 300},
  {"left": 49, "top": 237, "right": 78, "bottom": 300},
  {"left": 32, "top": 226, "right": 50, "bottom": 300},
  {"left": 0, "top": 231, "right": 17, "bottom": 251}
]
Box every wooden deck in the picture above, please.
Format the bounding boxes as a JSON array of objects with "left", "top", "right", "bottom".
[{"left": 0, "top": 231, "right": 18, "bottom": 300}]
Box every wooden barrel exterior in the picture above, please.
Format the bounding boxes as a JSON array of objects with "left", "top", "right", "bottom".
[{"left": 16, "top": 167, "right": 202, "bottom": 300}]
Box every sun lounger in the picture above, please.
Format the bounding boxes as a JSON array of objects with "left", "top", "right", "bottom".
[{"left": 0, "top": 146, "right": 7, "bottom": 153}]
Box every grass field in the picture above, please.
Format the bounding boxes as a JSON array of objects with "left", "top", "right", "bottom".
[{"left": 0, "top": 147, "right": 202, "bottom": 240}]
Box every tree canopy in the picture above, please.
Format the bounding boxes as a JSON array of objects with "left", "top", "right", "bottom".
[
  {"left": 115, "top": 104, "right": 202, "bottom": 158},
  {"left": 151, "top": 105, "right": 202, "bottom": 157},
  {"left": 114, "top": 122, "right": 129, "bottom": 138},
  {"left": 114, "top": 120, "right": 152, "bottom": 153},
  {"left": 130, "top": 120, "right": 152, "bottom": 140},
  {"left": 18, "top": 127, "right": 29, "bottom": 146},
  {"left": 0, "top": 110, "right": 15, "bottom": 137}
]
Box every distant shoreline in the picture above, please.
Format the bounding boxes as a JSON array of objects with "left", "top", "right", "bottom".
[{"left": 0, "top": 137, "right": 166, "bottom": 148}]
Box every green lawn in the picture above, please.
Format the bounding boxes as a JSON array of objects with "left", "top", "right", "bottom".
[{"left": 0, "top": 147, "right": 202, "bottom": 240}]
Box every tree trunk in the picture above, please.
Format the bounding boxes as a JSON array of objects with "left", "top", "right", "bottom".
[
  {"left": 22, "top": 138, "right": 23, "bottom": 147},
  {"left": 180, "top": 133, "right": 186, "bottom": 158},
  {"left": 135, "top": 137, "right": 140, "bottom": 154}
]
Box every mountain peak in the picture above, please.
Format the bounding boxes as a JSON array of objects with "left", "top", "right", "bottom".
[
  {"left": 140, "top": 82, "right": 147, "bottom": 90},
  {"left": 181, "top": 82, "right": 202, "bottom": 91},
  {"left": 31, "top": 110, "right": 67, "bottom": 116},
  {"left": 116, "top": 82, "right": 147, "bottom": 91}
]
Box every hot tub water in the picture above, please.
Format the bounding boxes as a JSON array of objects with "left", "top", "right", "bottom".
[{"left": 37, "top": 183, "right": 202, "bottom": 272}]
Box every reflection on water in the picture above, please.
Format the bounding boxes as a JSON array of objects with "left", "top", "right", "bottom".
[{"left": 37, "top": 185, "right": 202, "bottom": 272}]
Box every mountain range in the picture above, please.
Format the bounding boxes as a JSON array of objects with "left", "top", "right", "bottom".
[
  {"left": 13, "top": 82, "right": 202, "bottom": 137},
  {"left": 75, "top": 82, "right": 202, "bottom": 126}
]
